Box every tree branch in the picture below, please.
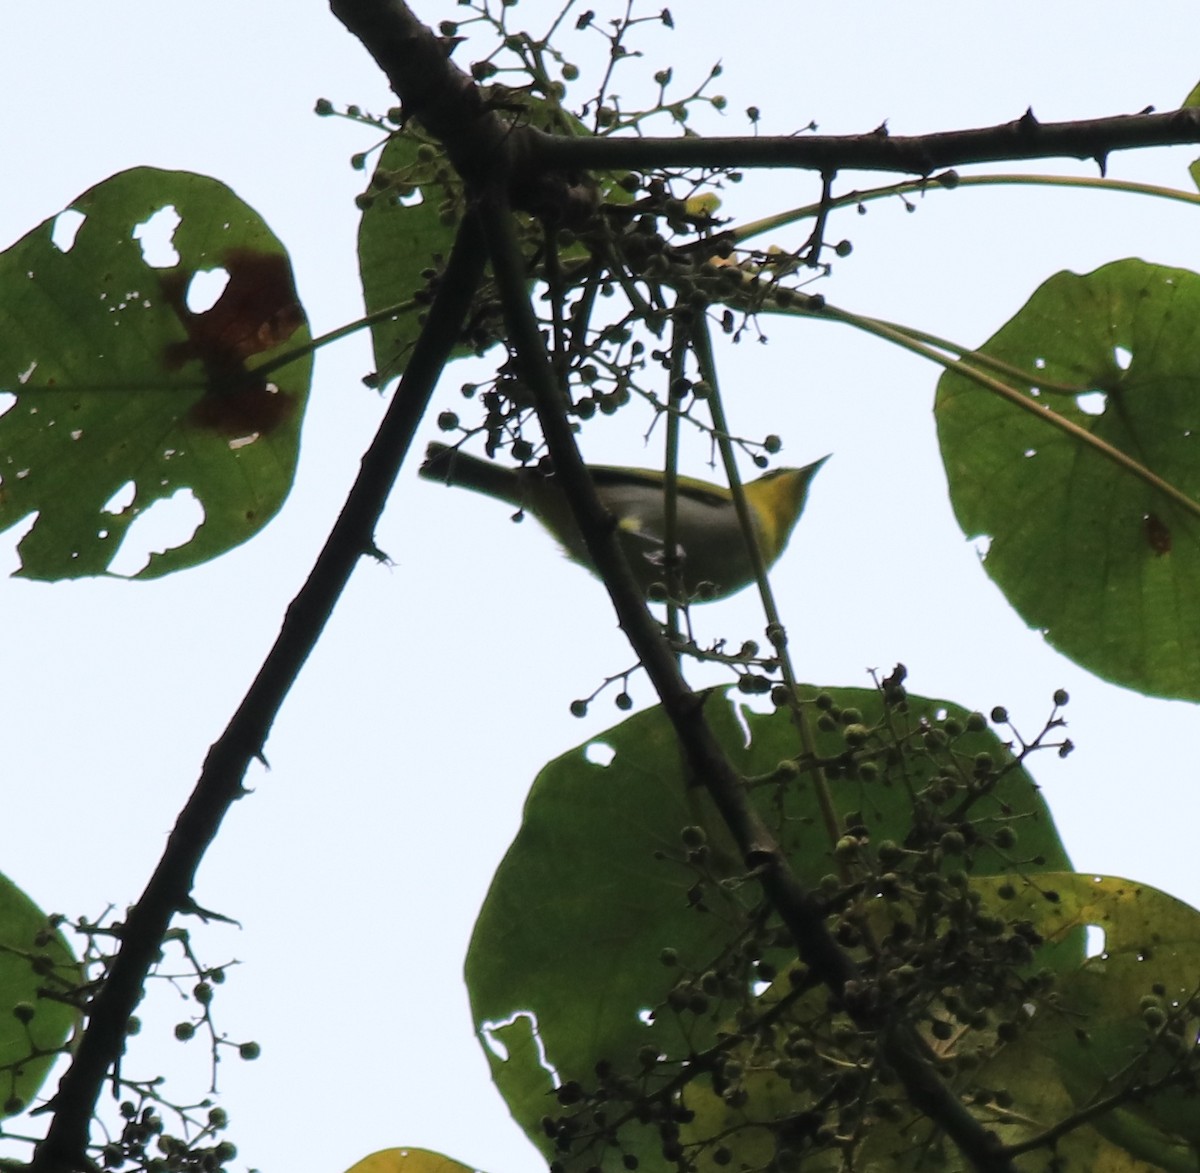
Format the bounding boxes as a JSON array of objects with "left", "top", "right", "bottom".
[
  {"left": 476, "top": 187, "right": 1015, "bottom": 1173},
  {"left": 30, "top": 215, "right": 487, "bottom": 1172},
  {"left": 330, "top": 0, "right": 597, "bottom": 223},
  {"left": 532, "top": 105, "right": 1200, "bottom": 177}
]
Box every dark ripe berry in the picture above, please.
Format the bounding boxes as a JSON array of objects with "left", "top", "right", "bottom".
[
  {"left": 556, "top": 1081, "right": 584, "bottom": 1106},
  {"left": 990, "top": 706, "right": 1008, "bottom": 724},
  {"left": 1053, "top": 688, "right": 1070, "bottom": 707}
]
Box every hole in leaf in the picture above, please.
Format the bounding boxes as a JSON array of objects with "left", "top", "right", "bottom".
[
  {"left": 733, "top": 701, "right": 753, "bottom": 746},
  {"left": 637, "top": 1008, "right": 654, "bottom": 1026},
  {"left": 1023, "top": 448, "right": 1037, "bottom": 458},
  {"left": 0, "top": 512, "right": 38, "bottom": 576},
  {"left": 1085, "top": 924, "right": 1106, "bottom": 959},
  {"left": 51, "top": 210, "right": 85, "bottom": 253},
  {"left": 107, "top": 488, "right": 205, "bottom": 577},
  {"left": 101, "top": 481, "right": 136, "bottom": 515},
  {"left": 479, "top": 1012, "right": 560, "bottom": 1085},
  {"left": 585, "top": 741, "right": 615, "bottom": 767},
  {"left": 1033, "top": 356, "right": 1046, "bottom": 369},
  {"left": 132, "top": 206, "right": 182, "bottom": 268},
  {"left": 398, "top": 187, "right": 424, "bottom": 207},
  {"left": 1075, "top": 391, "right": 1106, "bottom": 416},
  {"left": 185, "top": 268, "right": 230, "bottom": 314},
  {"left": 1113, "top": 346, "right": 1132, "bottom": 370},
  {"left": 0, "top": 392, "right": 16, "bottom": 417},
  {"left": 973, "top": 535, "right": 992, "bottom": 559}
]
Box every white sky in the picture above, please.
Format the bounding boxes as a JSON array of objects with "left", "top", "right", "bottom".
[{"left": 3, "top": 3, "right": 1200, "bottom": 1172}]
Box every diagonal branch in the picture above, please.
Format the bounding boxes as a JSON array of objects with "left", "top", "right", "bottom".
[
  {"left": 330, "top": 0, "right": 597, "bottom": 223},
  {"left": 476, "top": 185, "right": 1016, "bottom": 1173},
  {"left": 30, "top": 214, "right": 487, "bottom": 1172}
]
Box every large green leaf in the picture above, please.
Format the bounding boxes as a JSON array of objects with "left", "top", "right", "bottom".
[
  {"left": 0, "top": 872, "right": 80, "bottom": 1116},
  {"left": 466, "top": 686, "right": 1070, "bottom": 1169},
  {"left": 1018, "top": 874, "right": 1200, "bottom": 1171},
  {"left": 357, "top": 132, "right": 463, "bottom": 388},
  {"left": 0, "top": 167, "right": 311, "bottom": 579},
  {"left": 357, "top": 95, "right": 627, "bottom": 386},
  {"left": 342, "top": 1149, "right": 480, "bottom": 1173},
  {"left": 1183, "top": 82, "right": 1200, "bottom": 192},
  {"left": 936, "top": 259, "right": 1200, "bottom": 700}
]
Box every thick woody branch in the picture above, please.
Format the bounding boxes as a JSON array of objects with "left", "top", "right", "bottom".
[
  {"left": 530, "top": 106, "right": 1200, "bottom": 176},
  {"left": 477, "top": 188, "right": 1015, "bottom": 1173},
  {"left": 31, "top": 217, "right": 487, "bottom": 1172},
  {"left": 330, "top": 0, "right": 597, "bottom": 222}
]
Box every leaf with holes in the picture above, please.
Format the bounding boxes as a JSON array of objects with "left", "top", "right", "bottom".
[
  {"left": 1184, "top": 81, "right": 1200, "bottom": 192},
  {"left": 0, "top": 871, "right": 80, "bottom": 1118},
  {"left": 357, "top": 129, "right": 464, "bottom": 389},
  {"left": 936, "top": 259, "right": 1200, "bottom": 700},
  {"left": 465, "top": 687, "right": 1070, "bottom": 1171},
  {"left": 0, "top": 167, "right": 311, "bottom": 579},
  {"left": 976, "top": 874, "right": 1200, "bottom": 1171},
  {"left": 358, "top": 95, "right": 627, "bottom": 387}
]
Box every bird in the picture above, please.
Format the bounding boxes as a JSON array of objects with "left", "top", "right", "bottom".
[{"left": 419, "top": 441, "right": 826, "bottom": 602}]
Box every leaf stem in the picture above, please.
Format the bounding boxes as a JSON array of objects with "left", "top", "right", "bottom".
[
  {"left": 733, "top": 171, "right": 1200, "bottom": 245},
  {"left": 809, "top": 301, "right": 1200, "bottom": 524}
]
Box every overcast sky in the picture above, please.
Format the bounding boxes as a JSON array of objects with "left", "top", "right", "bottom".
[{"left": 4, "top": 3, "right": 1200, "bottom": 1172}]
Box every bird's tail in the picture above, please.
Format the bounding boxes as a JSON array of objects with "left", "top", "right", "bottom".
[{"left": 418, "top": 442, "right": 526, "bottom": 508}]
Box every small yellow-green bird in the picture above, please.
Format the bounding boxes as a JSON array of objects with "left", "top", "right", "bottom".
[{"left": 420, "top": 441, "right": 826, "bottom": 602}]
